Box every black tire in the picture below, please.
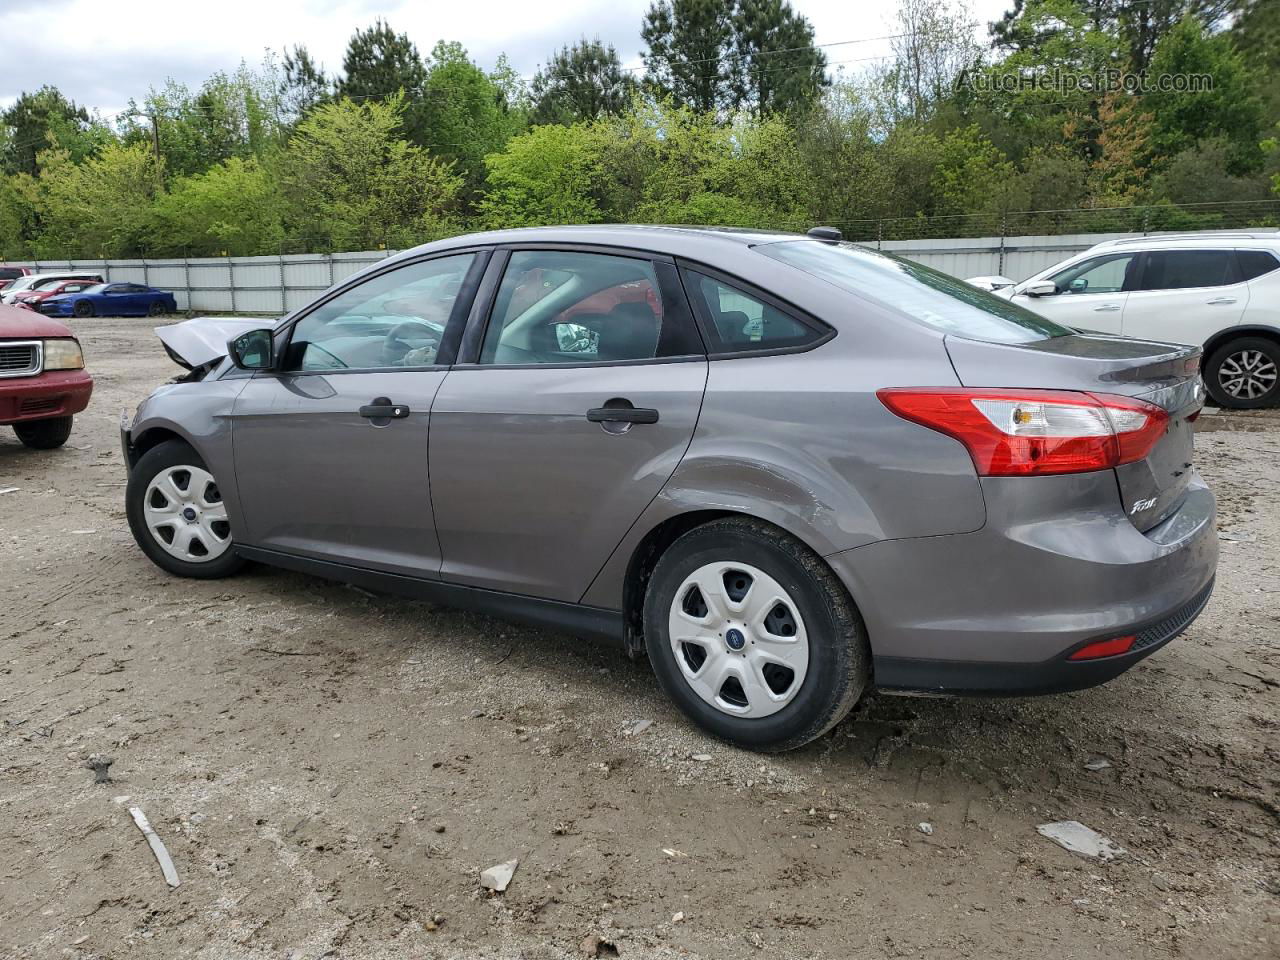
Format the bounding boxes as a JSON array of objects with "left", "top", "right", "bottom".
[
  {"left": 1204, "top": 336, "right": 1280, "bottom": 409},
  {"left": 126, "top": 440, "right": 246, "bottom": 579},
  {"left": 148, "top": 300, "right": 166, "bottom": 316},
  {"left": 643, "top": 517, "right": 870, "bottom": 752},
  {"left": 72, "top": 300, "right": 94, "bottom": 318},
  {"left": 13, "top": 415, "right": 73, "bottom": 449}
]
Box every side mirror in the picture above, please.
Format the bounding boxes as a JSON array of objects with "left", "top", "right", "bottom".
[
  {"left": 1068, "top": 277, "right": 1089, "bottom": 293},
  {"left": 1023, "top": 280, "right": 1058, "bottom": 298},
  {"left": 228, "top": 329, "right": 274, "bottom": 370}
]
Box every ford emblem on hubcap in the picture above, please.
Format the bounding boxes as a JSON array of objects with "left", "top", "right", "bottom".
[{"left": 725, "top": 628, "right": 746, "bottom": 651}]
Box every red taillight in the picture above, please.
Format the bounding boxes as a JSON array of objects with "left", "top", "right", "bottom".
[
  {"left": 877, "top": 388, "right": 1169, "bottom": 477},
  {"left": 1068, "top": 635, "right": 1136, "bottom": 660}
]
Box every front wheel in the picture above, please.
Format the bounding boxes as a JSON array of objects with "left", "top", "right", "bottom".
[
  {"left": 1205, "top": 336, "right": 1280, "bottom": 409},
  {"left": 14, "top": 415, "right": 74, "bottom": 449},
  {"left": 126, "top": 440, "right": 245, "bottom": 578},
  {"left": 72, "top": 300, "right": 94, "bottom": 318},
  {"left": 643, "top": 518, "right": 870, "bottom": 752}
]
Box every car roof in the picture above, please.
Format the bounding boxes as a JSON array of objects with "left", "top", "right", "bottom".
[
  {"left": 385, "top": 224, "right": 813, "bottom": 268},
  {"left": 1087, "top": 231, "right": 1280, "bottom": 252}
]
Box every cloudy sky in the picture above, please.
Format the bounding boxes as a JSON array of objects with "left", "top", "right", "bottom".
[{"left": 2, "top": 0, "right": 1014, "bottom": 118}]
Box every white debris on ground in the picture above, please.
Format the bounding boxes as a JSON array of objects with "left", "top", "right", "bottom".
[
  {"left": 1036, "top": 821, "right": 1126, "bottom": 861},
  {"left": 479, "top": 858, "right": 518, "bottom": 892}
]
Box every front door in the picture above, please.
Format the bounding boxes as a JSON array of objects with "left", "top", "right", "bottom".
[
  {"left": 430, "top": 249, "right": 708, "bottom": 603},
  {"left": 1011, "top": 251, "right": 1139, "bottom": 334},
  {"left": 230, "top": 251, "right": 480, "bottom": 577}
]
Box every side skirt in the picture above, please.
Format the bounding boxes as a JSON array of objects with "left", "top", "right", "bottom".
[{"left": 235, "top": 545, "right": 626, "bottom": 643}]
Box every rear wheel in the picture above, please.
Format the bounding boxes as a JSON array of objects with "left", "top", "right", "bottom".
[
  {"left": 126, "top": 440, "right": 245, "bottom": 579},
  {"left": 1205, "top": 336, "right": 1280, "bottom": 409},
  {"left": 13, "top": 415, "right": 73, "bottom": 449},
  {"left": 643, "top": 517, "right": 870, "bottom": 751},
  {"left": 72, "top": 300, "right": 94, "bottom": 318},
  {"left": 148, "top": 300, "right": 166, "bottom": 317}
]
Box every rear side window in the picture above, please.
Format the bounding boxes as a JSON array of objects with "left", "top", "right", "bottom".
[
  {"left": 759, "top": 240, "right": 1070, "bottom": 344},
  {"left": 0, "top": 268, "right": 23, "bottom": 281},
  {"left": 1138, "top": 250, "right": 1236, "bottom": 290},
  {"left": 684, "top": 271, "right": 823, "bottom": 353},
  {"left": 1237, "top": 250, "right": 1280, "bottom": 281}
]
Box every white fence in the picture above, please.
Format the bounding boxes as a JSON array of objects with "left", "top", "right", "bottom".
[{"left": 12, "top": 228, "right": 1274, "bottom": 314}]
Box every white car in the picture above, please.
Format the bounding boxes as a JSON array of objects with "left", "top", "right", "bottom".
[{"left": 976, "top": 234, "right": 1280, "bottom": 408}]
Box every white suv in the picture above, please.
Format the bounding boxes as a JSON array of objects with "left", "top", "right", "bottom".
[{"left": 983, "top": 234, "right": 1280, "bottom": 409}]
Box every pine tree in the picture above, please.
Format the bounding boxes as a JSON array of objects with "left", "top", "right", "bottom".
[{"left": 531, "top": 38, "right": 638, "bottom": 125}]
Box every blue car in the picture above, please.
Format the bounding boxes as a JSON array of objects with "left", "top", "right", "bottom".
[{"left": 39, "top": 282, "right": 177, "bottom": 318}]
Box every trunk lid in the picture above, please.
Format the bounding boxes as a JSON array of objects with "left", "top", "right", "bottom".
[{"left": 945, "top": 333, "right": 1204, "bottom": 532}]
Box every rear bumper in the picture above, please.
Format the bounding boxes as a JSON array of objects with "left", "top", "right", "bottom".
[
  {"left": 0, "top": 369, "right": 93, "bottom": 425},
  {"left": 827, "top": 470, "right": 1218, "bottom": 695}
]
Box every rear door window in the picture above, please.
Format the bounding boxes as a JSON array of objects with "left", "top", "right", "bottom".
[{"left": 1138, "top": 250, "right": 1237, "bottom": 290}]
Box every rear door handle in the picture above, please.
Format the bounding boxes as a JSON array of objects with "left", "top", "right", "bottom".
[
  {"left": 587, "top": 405, "right": 659, "bottom": 424},
  {"left": 1093, "top": 304, "right": 1121, "bottom": 312},
  {"left": 1206, "top": 297, "right": 1237, "bottom": 305},
  {"left": 359, "top": 397, "right": 410, "bottom": 419}
]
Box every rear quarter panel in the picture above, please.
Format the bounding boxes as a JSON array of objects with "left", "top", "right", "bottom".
[{"left": 580, "top": 293, "right": 987, "bottom": 609}]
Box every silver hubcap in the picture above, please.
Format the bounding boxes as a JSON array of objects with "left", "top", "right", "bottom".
[
  {"left": 667, "top": 561, "right": 809, "bottom": 718},
  {"left": 1219, "top": 350, "right": 1278, "bottom": 400},
  {"left": 143, "top": 465, "right": 231, "bottom": 562}
]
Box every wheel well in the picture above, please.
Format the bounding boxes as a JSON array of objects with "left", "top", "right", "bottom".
[
  {"left": 1203, "top": 327, "right": 1280, "bottom": 363},
  {"left": 129, "top": 427, "right": 185, "bottom": 466},
  {"left": 617, "top": 509, "right": 846, "bottom": 660}
]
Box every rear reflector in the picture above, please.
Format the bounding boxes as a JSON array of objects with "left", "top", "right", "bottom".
[
  {"left": 877, "top": 388, "right": 1169, "bottom": 477},
  {"left": 1068, "top": 635, "right": 1136, "bottom": 660}
]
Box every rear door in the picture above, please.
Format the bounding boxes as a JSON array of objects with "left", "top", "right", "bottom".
[
  {"left": 1010, "top": 252, "right": 1138, "bottom": 333},
  {"left": 230, "top": 251, "right": 485, "bottom": 576},
  {"left": 1121, "top": 249, "right": 1247, "bottom": 345},
  {"left": 429, "top": 247, "right": 707, "bottom": 602}
]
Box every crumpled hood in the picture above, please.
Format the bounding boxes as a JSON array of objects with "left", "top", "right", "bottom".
[{"left": 155, "top": 316, "right": 277, "bottom": 368}]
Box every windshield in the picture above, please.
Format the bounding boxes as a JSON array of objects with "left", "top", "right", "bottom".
[{"left": 759, "top": 241, "right": 1072, "bottom": 344}]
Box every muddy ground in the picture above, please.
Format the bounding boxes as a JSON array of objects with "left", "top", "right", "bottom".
[{"left": 1, "top": 314, "right": 1277, "bottom": 960}]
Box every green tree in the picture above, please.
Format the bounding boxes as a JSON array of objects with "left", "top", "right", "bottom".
[
  {"left": 479, "top": 123, "right": 604, "bottom": 227},
  {"left": 149, "top": 157, "right": 285, "bottom": 256},
  {"left": 34, "top": 143, "right": 160, "bottom": 257},
  {"left": 642, "top": 0, "right": 736, "bottom": 113},
  {"left": 421, "top": 41, "right": 526, "bottom": 202},
  {"left": 279, "top": 94, "right": 461, "bottom": 249},
  {"left": 125, "top": 65, "right": 284, "bottom": 180},
  {"left": 0, "top": 173, "right": 39, "bottom": 257},
  {"left": 730, "top": 0, "right": 827, "bottom": 114},
  {"left": 336, "top": 20, "right": 429, "bottom": 143},
  {"left": 281, "top": 44, "right": 332, "bottom": 121},
  {"left": 530, "top": 38, "right": 637, "bottom": 125},
  {"left": 1144, "top": 15, "right": 1266, "bottom": 176},
  {"left": 880, "top": 0, "right": 982, "bottom": 124},
  {"left": 2, "top": 87, "right": 113, "bottom": 176}
]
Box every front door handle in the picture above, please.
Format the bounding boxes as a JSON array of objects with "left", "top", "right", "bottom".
[
  {"left": 1093, "top": 304, "right": 1121, "bottom": 313},
  {"left": 359, "top": 397, "right": 410, "bottom": 420},
  {"left": 587, "top": 406, "right": 660, "bottom": 424},
  {"left": 1206, "top": 297, "right": 1238, "bottom": 305}
]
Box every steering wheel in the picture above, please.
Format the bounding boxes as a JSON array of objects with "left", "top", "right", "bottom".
[{"left": 381, "top": 319, "right": 442, "bottom": 366}]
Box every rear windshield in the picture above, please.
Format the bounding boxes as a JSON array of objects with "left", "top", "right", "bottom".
[
  {"left": 0, "top": 268, "right": 24, "bottom": 281},
  {"left": 758, "top": 241, "right": 1071, "bottom": 344}
]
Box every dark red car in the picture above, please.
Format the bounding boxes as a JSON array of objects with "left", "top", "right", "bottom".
[
  {"left": 0, "top": 265, "right": 31, "bottom": 293},
  {"left": 12, "top": 278, "right": 98, "bottom": 310},
  {"left": 0, "top": 303, "right": 93, "bottom": 449}
]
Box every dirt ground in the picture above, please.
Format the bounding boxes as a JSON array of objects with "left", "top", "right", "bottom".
[{"left": 1, "top": 314, "right": 1277, "bottom": 960}]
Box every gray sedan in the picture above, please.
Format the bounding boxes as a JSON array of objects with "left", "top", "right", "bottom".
[{"left": 121, "top": 226, "right": 1217, "bottom": 751}]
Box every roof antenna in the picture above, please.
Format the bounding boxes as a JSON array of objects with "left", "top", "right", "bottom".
[{"left": 806, "top": 226, "right": 842, "bottom": 242}]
